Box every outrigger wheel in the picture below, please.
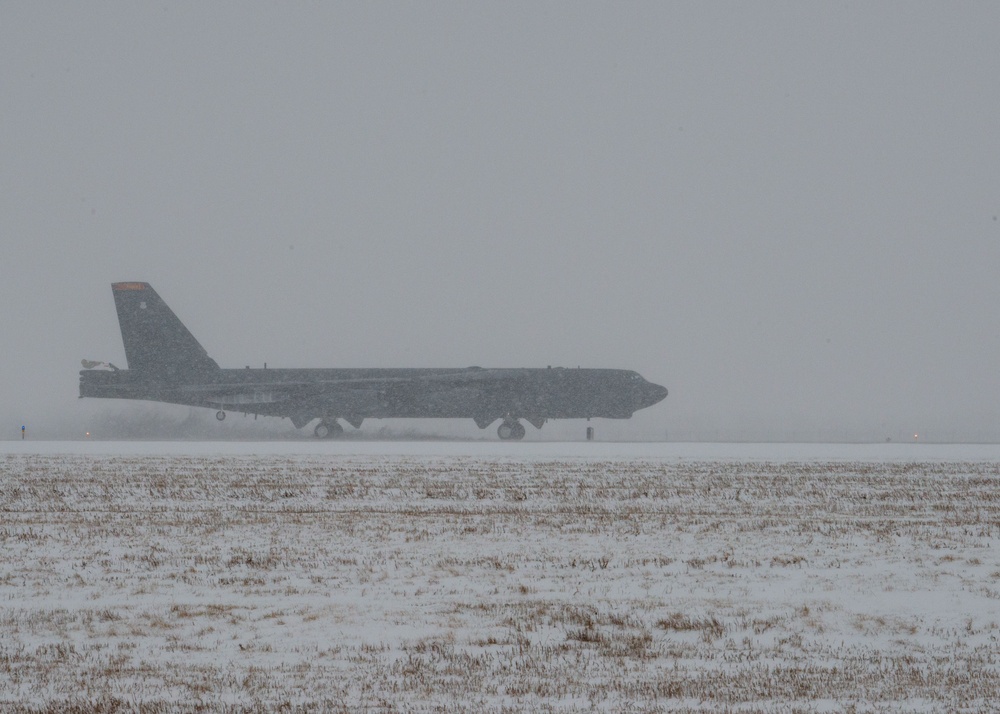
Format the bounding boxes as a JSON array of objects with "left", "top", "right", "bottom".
[
  {"left": 314, "top": 420, "right": 344, "bottom": 439},
  {"left": 497, "top": 419, "right": 526, "bottom": 441}
]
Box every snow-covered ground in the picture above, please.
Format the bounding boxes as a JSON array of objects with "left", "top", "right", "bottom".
[
  {"left": 1, "top": 442, "right": 998, "bottom": 711},
  {"left": 7, "top": 438, "right": 1000, "bottom": 461}
]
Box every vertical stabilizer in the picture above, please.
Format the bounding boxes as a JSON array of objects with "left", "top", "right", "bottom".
[{"left": 112, "top": 282, "right": 219, "bottom": 375}]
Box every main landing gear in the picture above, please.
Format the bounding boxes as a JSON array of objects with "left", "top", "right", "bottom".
[
  {"left": 216, "top": 411, "right": 226, "bottom": 421},
  {"left": 497, "top": 419, "right": 526, "bottom": 441},
  {"left": 314, "top": 419, "right": 344, "bottom": 439}
]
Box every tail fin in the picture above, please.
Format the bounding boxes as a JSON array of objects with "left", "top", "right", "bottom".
[{"left": 112, "top": 282, "right": 219, "bottom": 375}]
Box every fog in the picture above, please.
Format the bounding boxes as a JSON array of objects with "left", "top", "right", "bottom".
[{"left": 3, "top": 3, "right": 999, "bottom": 441}]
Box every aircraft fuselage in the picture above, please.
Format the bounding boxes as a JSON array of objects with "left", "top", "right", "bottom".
[{"left": 79, "top": 365, "right": 667, "bottom": 426}]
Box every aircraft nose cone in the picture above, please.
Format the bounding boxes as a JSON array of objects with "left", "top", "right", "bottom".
[{"left": 645, "top": 382, "right": 668, "bottom": 406}]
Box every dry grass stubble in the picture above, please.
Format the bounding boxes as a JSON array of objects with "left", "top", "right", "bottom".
[{"left": 0, "top": 454, "right": 998, "bottom": 711}]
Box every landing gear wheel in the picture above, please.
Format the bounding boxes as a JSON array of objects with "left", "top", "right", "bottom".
[
  {"left": 498, "top": 420, "right": 525, "bottom": 440},
  {"left": 314, "top": 420, "right": 344, "bottom": 439},
  {"left": 216, "top": 411, "right": 226, "bottom": 421}
]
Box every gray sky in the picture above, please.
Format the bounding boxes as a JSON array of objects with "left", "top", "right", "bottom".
[{"left": 2, "top": 2, "right": 999, "bottom": 441}]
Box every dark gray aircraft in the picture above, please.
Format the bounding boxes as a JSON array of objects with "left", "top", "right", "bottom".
[{"left": 79, "top": 282, "right": 667, "bottom": 439}]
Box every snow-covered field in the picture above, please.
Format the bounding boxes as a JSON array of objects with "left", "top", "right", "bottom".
[{"left": 1, "top": 441, "right": 999, "bottom": 712}]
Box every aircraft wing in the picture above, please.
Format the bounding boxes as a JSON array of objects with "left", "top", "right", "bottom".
[{"left": 176, "top": 369, "right": 492, "bottom": 411}]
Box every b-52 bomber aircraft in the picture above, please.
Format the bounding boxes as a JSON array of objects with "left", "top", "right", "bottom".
[{"left": 79, "top": 282, "right": 668, "bottom": 439}]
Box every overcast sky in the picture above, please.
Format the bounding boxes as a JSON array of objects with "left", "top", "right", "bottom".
[{"left": 2, "top": 2, "right": 999, "bottom": 441}]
